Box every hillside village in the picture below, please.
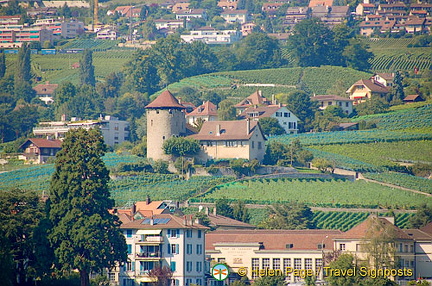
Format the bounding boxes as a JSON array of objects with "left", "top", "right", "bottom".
[{"left": 1, "top": 0, "right": 432, "bottom": 285}]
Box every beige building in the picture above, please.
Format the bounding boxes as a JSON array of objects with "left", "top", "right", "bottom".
[
  {"left": 346, "top": 79, "right": 390, "bottom": 105},
  {"left": 146, "top": 90, "right": 186, "bottom": 161},
  {"left": 206, "top": 229, "right": 342, "bottom": 283},
  {"left": 234, "top": 90, "right": 271, "bottom": 114},
  {"left": 311, "top": 95, "right": 354, "bottom": 115},
  {"left": 188, "top": 120, "right": 267, "bottom": 163}
]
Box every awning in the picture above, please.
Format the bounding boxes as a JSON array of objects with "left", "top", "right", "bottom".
[{"left": 136, "top": 229, "right": 162, "bottom": 235}]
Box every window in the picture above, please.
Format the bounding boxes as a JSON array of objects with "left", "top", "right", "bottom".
[
  {"left": 170, "top": 261, "right": 176, "bottom": 272},
  {"left": 305, "top": 258, "right": 312, "bottom": 270},
  {"left": 262, "top": 258, "right": 270, "bottom": 269},
  {"left": 196, "top": 244, "right": 203, "bottom": 255},
  {"left": 340, "top": 244, "right": 346, "bottom": 251},
  {"left": 108, "top": 273, "right": 115, "bottom": 281},
  {"left": 258, "top": 142, "right": 262, "bottom": 149},
  {"left": 405, "top": 245, "right": 409, "bottom": 253},
  {"left": 168, "top": 229, "right": 180, "bottom": 238},
  {"left": 275, "top": 112, "right": 281, "bottom": 117},
  {"left": 225, "top": 141, "right": 237, "bottom": 147},
  {"left": 410, "top": 245, "right": 414, "bottom": 253},
  {"left": 196, "top": 261, "right": 203, "bottom": 272},
  {"left": 272, "top": 258, "right": 280, "bottom": 270},
  {"left": 252, "top": 258, "right": 259, "bottom": 278},
  {"left": 186, "top": 244, "right": 193, "bottom": 255},
  {"left": 251, "top": 141, "right": 255, "bottom": 149},
  {"left": 168, "top": 244, "right": 180, "bottom": 254},
  {"left": 315, "top": 258, "right": 322, "bottom": 270},
  {"left": 127, "top": 244, "right": 132, "bottom": 254},
  {"left": 328, "top": 101, "right": 333, "bottom": 105},
  {"left": 198, "top": 230, "right": 202, "bottom": 238},
  {"left": 346, "top": 102, "right": 349, "bottom": 107},
  {"left": 294, "top": 258, "right": 302, "bottom": 270},
  {"left": 196, "top": 279, "right": 202, "bottom": 285},
  {"left": 218, "top": 258, "right": 226, "bottom": 262},
  {"left": 186, "top": 229, "right": 192, "bottom": 238},
  {"left": 284, "top": 112, "right": 290, "bottom": 117},
  {"left": 126, "top": 229, "right": 132, "bottom": 238},
  {"left": 186, "top": 279, "right": 192, "bottom": 286},
  {"left": 283, "top": 258, "right": 291, "bottom": 269},
  {"left": 186, "top": 261, "right": 193, "bottom": 272}
]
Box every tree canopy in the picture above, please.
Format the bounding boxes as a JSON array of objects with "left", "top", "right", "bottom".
[
  {"left": 79, "top": 49, "right": 96, "bottom": 86},
  {"left": 48, "top": 128, "right": 127, "bottom": 286},
  {"left": 162, "top": 137, "right": 201, "bottom": 157},
  {"left": 259, "top": 202, "right": 315, "bottom": 229},
  {"left": 259, "top": 117, "right": 285, "bottom": 136}
]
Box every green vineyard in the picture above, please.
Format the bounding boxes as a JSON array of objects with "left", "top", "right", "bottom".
[{"left": 195, "top": 178, "right": 431, "bottom": 209}]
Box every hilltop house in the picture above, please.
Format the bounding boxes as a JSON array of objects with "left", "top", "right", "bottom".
[
  {"left": 186, "top": 101, "right": 218, "bottom": 126},
  {"left": 220, "top": 10, "right": 250, "bottom": 24},
  {"left": 188, "top": 120, "right": 267, "bottom": 162},
  {"left": 33, "top": 82, "right": 58, "bottom": 105},
  {"left": 234, "top": 90, "right": 271, "bottom": 114},
  {"left": 346, "top": 79, "right": 390, "bottom": 104},
  {"left": 238, "top": 105, "right": 299, "bottom": 134},
  {"left": 372, "top": 73, "right": 395, "bottom": 87},
  {"left": 311, "top": 95, "right": 354, "bottom": 115},
  {"left": 19, "top": 138, "right": 62, "bottom": 164}
]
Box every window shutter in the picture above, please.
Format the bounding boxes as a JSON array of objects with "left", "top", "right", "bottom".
[
  {"left": 167, "top": 244, "right": 171, "bottom": 254},
  {"left": 167, "top": 229, "right": 171, "bottom": 236},
  {"left": 176, "top": 244, "right": 180, "bottom": 254},
  {"left": 132, "top": 261, "right": 135, "bottom": 271},
  {"left": 176, "top": 229, "right": 180, "bottom": 238}
]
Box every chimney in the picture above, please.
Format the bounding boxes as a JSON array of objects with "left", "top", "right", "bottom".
[
  {"left": 272, "top": 94, "right": 276, "bottom": 105},
  {"left": 246, "top": 118, "right": 250, "bottom": 134},
  {"left": 150, "top": 216, "right": 154, "bottom": 225},
  {"left": 132, "top": 203, "right": 136, "bottom": 215},
  {"left": 146, "top": 195, "right": 151, "bottom": 205},
  {"left": 205, "top": 207, "right": 209, "bottom": 215},
  {"left": 216, "top": 124, "right": 221, "bottom": 136},
  {"left": 190, "top": 215, "right": 194, "bottom": 226},
  {"left": 213, "top": 206, "right": 217, "bottom": 216},
  {"left": 183, "top": 215, "right": 187, "bottom": 225},
  {"left": 258, "top": 90, "right": 262, "bottom": 97},
  {"left": 61, "top": 114, "right": 66, "bottom": 121}
]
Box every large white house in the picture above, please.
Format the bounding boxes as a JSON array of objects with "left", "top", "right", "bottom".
[
  {"left": 33, "top": 115, "right": 130, "bottom": 147},
  {"left": 116, "top": 213, "right": 208, "bottom": 286},
  {"left": 180, "top": 27, "right": 242, "bottom": 44}
]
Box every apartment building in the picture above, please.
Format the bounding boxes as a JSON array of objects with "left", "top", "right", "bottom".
[
  {"left": 33, "top": 115, "right": 130, "bottom": 147},
  {"left": 117, "top": 214, "right": 208, "bottom": 286}
]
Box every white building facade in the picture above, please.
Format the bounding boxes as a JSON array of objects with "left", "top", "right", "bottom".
[{"left": 118, "top": 214, "right": 208, "bottom": 286}]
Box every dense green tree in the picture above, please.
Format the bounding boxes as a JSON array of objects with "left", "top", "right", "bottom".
[
  {"left": 259, "top": 117, "right": 285, "bottom": 136},
  {"left": 215, "top": 197, "right": 234, "bottom": 218},
  {"left": 284, "top": 90, "right": 317, "bottom": 131},
  {"left": 312, "top": 158, "right": 335, "bottom": 173},
  {"left": 0, "top": 50, "right": 5, "bottom": 78},
  {"left": 288, "top": 18, "right": 336, "bottom": 67},
  {"left": 183, "top": 41, "right": 219, "bottom": 77},
  {"left": 79, "top": 49, "right": 96, "bottom": 86},
  {"left": 97, "top": 72, "right": 124, "bottom": 99},
  {"left": 331, "top": 24, "right": 355, "bottom": 66},
  {"left": 8, "top": 103, "right": 39, "bottom": 140},
  {"left": 409, "top": 204, "right": 432, "bottom": 228},
  {"left": 151, "top": 35, "right": 185, "bottom": 85},
  {"left": 48, "top": 128, "right": 127, "bottom": 286},
  {"left": 217, "top": 99, "right": 237, "bottom": 120},
  {"left": 235, "top": 32, "right": 285, "bottom": 70},
  {"left": 312, "top": 106, "right": 346, "bottom": 132},
  {"left": 259, "top": 202, "right": 315, "bottom": 229},
  {"left": 355, "top": 97, "right": 389, "bottom": 116},
  {"left": 14, "top": 43, "right": 35, "bottom": 102},
  {"left": 232, "top": 200, "right": 250, "bottom": 223},
  {"left": 326, "top": 254, "right": 362, "bottom": 286},
  {"left": 141, "top": 18, "right": 158, "bottom": 40},
  {"left": 263, "top": 141, "right": 290, "bottom": 165},
  {"left": 390, "top": 71, "right": 405, "bottom": 103},
  {"left": 0, "top": 189, "right": 53, "bottom": 286},
  {"left": 343, "top": 38, "right": 374, "bottom": 72},
  {"left": 162, "top": 137, "right": 200, "bottom": 157},
  {"left": 125, "top": 51, "right": 160, "bottom": 94}
]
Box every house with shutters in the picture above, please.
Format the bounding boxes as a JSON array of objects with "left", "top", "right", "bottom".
[
  {"left": 116, "top": 213, "right": 208, "bottom": 286},
  {"left": 238, "top": 105, "right": 299, "bottom": 134},
  {"left": 19, "top": 138, "right": 62, "bottom": 164},
  {"left": 185, "top": 101, "right": 218, "bottom": 126},
  {"left": 234, "top": 90, "right": 271, "bottom": 114},
  {"left": 346, "top": 79, "right": 390, "bottom": 104},
  {"left": 188, "top": 119, "right": 267, "bottom": 162}
]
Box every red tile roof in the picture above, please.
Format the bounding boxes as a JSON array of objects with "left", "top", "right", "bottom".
[
  {"left": 146, "top": 90, "right": 186, "bottom": 109},
  {"left": 120, "top": 213, "right": 209, "bottom": 230},
  {"left": 420, "top": 222, "right": 432, "bottom": 235},
  {"left": 404, "top": 94, "right": 422, "bottom": 101},
  {"left": 234, "top": 90, "right": 270, "bottom": 108},
  {"left": 33, "top": 83, "right": 59, "bottom": 95},
  {"left": 21, "top": 138, "right": 62, "bottom": 149},
  {"left": 339, "top": 216, "right": 411, "bottom": 240},
  {"left": 207, "top": 214, "right": 256, "bottom": 229},
  {"left": 189, "top": 120, "right": 262, "bottom": 141},
  {"left": 403, "top": 229, "right": 432, "bottom": 241},
  {"left": 238, "top": 105, "right": 284, "bottom": 119},
  {"left": 187, "top": 101, "right": 218, "bottom": 116},
  {"left": 309, "top": 0, "right": 333, "bottom": 8},
  {"left": 206, "top": 229, "right": 342, "bottom": 251},
  {"left": 350, "top": 79, "right": 390, "bottom": 93}
]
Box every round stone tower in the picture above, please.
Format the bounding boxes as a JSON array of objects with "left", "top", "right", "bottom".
[{"left": 146, "top": 90, "right": 186, "bottom": 161}]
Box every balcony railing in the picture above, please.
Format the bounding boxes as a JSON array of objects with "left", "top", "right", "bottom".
[
  {"left": 136, "top": 252, "right": 161, "bottom": 259},
  {"left": 137, "top": 236, "right": 164, "bottom": 244}
]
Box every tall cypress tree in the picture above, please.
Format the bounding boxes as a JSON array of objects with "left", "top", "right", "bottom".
[
  {"left": 79, "top": 49, "right": 96, "bottom": 86},
  {"left": 48, "top": 128, "right": 127, "bottom": 286},
  {"left": 0, "top": 50, "right": 5, "bottom": 78},
  {"left": 14, "top": 43, "right": 35, "bottom": 102}
]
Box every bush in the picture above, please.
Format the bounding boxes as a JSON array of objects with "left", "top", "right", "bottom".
[
  {"left": 152, "top": 160, "right": 169, "bottom": 174},
  {"left": 115, "top": 161, "right": 153, "bottom": 173}
]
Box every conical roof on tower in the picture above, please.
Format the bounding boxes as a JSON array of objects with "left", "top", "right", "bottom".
[{"left": 145, "top": 90, "right": 186, "bottom": 109}]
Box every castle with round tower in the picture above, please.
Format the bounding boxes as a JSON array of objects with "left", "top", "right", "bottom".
[{"left": 145, "top": 90, "right": 186, "bottom": 161}]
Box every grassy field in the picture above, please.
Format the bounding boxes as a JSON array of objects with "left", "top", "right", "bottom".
[{"left": 195, "top": 178, "right": 431, "bottom": 209}]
